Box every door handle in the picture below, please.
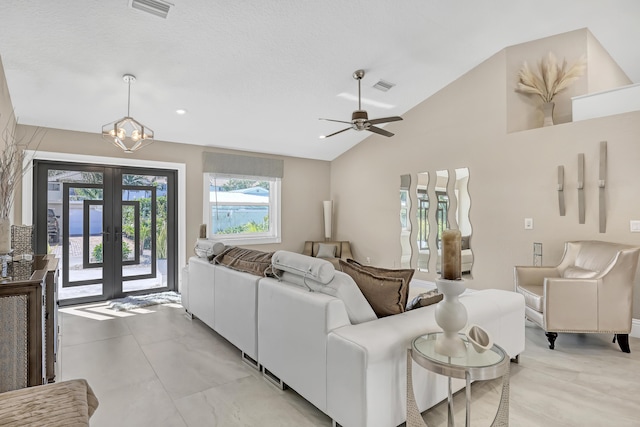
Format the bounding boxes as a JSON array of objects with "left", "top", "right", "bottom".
[{"left": 101, "top": 226, "right": 111, "bottom": 242}]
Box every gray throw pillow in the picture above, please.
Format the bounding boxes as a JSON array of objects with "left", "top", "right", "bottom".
[{"left": 317, "top": 243, "right": 337, "bottom": 259}]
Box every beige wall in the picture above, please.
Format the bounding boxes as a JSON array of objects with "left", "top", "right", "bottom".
[
  {"left": 331, "top": 32, "right": 640, "bottom": 317},
  {"left": 12, "top": 125, "right": 330, "bottom": 267}
]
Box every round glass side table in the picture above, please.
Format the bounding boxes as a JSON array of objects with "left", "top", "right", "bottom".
[{"left": 407, "top": 332, "right": 510, "bottom": 427}]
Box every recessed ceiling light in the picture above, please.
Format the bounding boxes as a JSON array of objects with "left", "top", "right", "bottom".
[{"left": 176, "top": 109, "right": 187, "bottom": 115}]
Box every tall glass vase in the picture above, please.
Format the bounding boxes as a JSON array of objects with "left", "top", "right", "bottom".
[
  {"left": 0, "top": 217, "right": 11, "bottom": 278},
  {"left": 0, "top": 217, "right": 11, "bottom": 254}
]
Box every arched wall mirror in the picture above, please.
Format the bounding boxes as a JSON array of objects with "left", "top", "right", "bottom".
[
  {"left": 455, "top": 167, "right": 473, "bottom": 275},
  {"left": 399, "top": 174, "right": 412, "bottom": 268},
  {"left": 416, "top": 172, "right": 430, "bottom": 271},
  {"left": 435, "top": 170, "right": 449, "bottom": 274}
]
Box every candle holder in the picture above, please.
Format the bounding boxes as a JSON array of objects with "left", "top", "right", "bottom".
[{"left": 434, "top": 278, "right": 467, "bottom": 357}]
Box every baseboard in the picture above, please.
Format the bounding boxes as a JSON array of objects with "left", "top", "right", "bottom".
[{"left": 632, "top": 318, "right": 640, "bottom": 339}]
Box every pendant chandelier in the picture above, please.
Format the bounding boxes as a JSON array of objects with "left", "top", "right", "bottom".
[{"left": 102, "top": 74, "right": 154, "bottom": 153}]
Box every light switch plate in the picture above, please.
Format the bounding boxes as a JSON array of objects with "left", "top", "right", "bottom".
[
  {"left": 630, "top": 220, "right": 640, "bottom": 232},
  {"left": 524, "top": 218, "right": 533, "bottom": 230}
]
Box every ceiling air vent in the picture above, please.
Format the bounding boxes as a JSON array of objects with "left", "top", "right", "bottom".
[
  {"left": 372, "top": 79, "right": 395, "bottom": 92},
  {"left": 129, "top": 0, "right": 173, "bottom": 19}
]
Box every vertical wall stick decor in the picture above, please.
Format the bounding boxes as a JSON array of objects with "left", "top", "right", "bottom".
[
  {"left": 599, "top": 141, "right": 607, "bottom": 233},
  {"left": 578, "top": 153, "right": 585, "bottom": 224},
  {"left": 557, "top": 166, "right": 565, "bottom": 216}
]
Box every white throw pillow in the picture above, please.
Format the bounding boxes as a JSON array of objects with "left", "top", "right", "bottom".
[
  {"left": 272, "top": 250, "right": 335, "bottom": 284},
  {"left": 316, "top": 243, "right": 337, "bottom": 259},
  {"left": 194, "top": 239, "right": 225, "bottom": 258},
  {"left": 281, "top": 271, "right": 377, "bottom": 324}
]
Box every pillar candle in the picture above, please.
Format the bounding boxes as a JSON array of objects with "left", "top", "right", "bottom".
[
  {"left": 442, "top": 229, "right": 462, "bottom": 280},
  {"left": 199, "top": 224, "right": 207, "bottom": 239}
]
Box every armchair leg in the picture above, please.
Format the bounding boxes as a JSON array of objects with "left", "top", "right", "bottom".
[
  {"left": 614, "top": 334, "right": 631, "bottom": 353},
  {"left": 545, "top": 332, "right": 558, "bottom": 350}
]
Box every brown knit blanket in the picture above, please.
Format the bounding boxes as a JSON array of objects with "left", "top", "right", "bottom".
[{"left": 0, "top": 379, "right": 99, "bottom": 426}]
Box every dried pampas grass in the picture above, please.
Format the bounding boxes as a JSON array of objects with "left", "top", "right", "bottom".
[
  {"left": 517, "top": 52, "right": 586, "bottom": 103},
  {"left": 0, "top": 111, "right": 46, "bottom": 219}
]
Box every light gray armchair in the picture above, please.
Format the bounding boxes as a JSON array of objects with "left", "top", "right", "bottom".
[
  {"left": 515, "top": 241, "right": 640, "bottom": 353},
  {"left": 302, "top": 241, "right": 353, "bottom": 268}
]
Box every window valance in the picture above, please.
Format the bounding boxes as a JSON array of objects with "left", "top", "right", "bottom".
[{"left": 203, "top": 152, "right": 284, "bottom": 178}]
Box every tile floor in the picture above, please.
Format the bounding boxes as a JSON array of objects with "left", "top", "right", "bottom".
[{"left": 58, "top": 302, "right": 640, "bottom": 427}]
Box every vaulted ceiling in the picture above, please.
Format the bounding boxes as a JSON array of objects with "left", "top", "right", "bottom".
[{"left": 0, "top": 1, "right": 638, "bottom": 161}]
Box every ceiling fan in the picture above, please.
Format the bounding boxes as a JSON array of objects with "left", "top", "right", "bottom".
[{"left": 320, "top": 69, "right": 403, "bottom": 139}]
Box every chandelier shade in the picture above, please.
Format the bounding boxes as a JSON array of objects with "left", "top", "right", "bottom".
[{"left": 102, "top": 74, "right": 154, "bottom": 153}]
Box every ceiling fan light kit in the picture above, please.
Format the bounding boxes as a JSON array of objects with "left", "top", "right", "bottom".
[
  {"left": 320, "top": 69, "right": 402, "bottom": 139},
  {"left": 102, "top": 74, "right": 155, "bottom": 153}
]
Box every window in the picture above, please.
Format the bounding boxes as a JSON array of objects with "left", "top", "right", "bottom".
[{"left": 203, "top": 174, "right": 281, "bottom": 245}]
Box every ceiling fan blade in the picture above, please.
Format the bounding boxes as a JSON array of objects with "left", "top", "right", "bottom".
[
  {"left": 321, "top": 127, "right": 352, "bottom": 139},
  {"left": 368, "top": 116, "right": 403, "bottom": 125},
  {"left": 367, "top": 126, "right": 394, "bottom": 137},
  {"left": 319, "top": 118, "right": 353, "bottom": 124}
]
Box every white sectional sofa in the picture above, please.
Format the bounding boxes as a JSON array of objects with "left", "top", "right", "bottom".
[{"left": 186, "top": 250, "right": 525, "bottom": 427}]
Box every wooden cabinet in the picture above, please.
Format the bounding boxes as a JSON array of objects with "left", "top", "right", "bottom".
[{"left": 0, "top": 255, "right": 58, "bottom": 392}]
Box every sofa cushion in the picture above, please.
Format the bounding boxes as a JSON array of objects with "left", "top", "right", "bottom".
[
  {"left": 317, "top": 243, "right": 337, "bottom": 259},
  {"left": 280, "top": 271, "right": 377, "bottom": 324},
  {"left": 344, "top": 259, "right": 414, "bottom": 310},
  {"left": 213, "top": 246, "right": 275, "bottom": 277},
  {"left": 562, "top": 266, "right": 598, "bottom": 279},
  {"left": 339, "top": 260, "right": 406, "bottom": 318},
  {"left": 272, "top": 250, "right": 335, "bottom": 284}
]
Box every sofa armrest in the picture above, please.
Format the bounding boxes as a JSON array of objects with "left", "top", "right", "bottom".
[
  {"left": 340, "top": 242, "right": 353, "bottom": 260},
  {"left": 326, "top": 289, "right": 525, "bottom": 427},
  {"left": 302, "top": 241, "right": 313, "bottom": 257},
  {"left": 257, "top": 277, "right": 350, "bottom": 412},
  {"left": 514, "top": 266, "right": 559, "bottom": 289},
  {"left": 544, "top": 277, "right": 599, "bottom": 331}
]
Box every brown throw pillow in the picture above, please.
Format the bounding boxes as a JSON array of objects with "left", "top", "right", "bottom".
[
  {"left": 213, "top": 246, "right": 275, "bottom": 277},
  {"left": 344, "top": 259, "right": 414, "bottom": 310},
  {"left": 339, "top": 259, "right": 406, "bottom": 318}
]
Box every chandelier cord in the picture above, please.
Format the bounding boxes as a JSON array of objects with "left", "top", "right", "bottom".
[{"left": 127, "top": 79, "right": 131, "bottom": 117}]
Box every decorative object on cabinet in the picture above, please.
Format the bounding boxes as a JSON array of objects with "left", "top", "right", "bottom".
[
  {"left": 557, "top": 166, "right": 565, "bottom": 216},
  {"left": 577, "top": 153, "right": 585, "bottom": 224},
  {"left": 516, "top": 52, "right": 586, "bottom": 127},
  {"left": 0, "top": 111, "right": 45, "bottom": 221},
  {"left": 599, "top": 141, "right": 607, "bottom": 233}
]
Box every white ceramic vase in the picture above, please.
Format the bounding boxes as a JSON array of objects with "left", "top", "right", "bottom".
[
  {"left": 542, "top": 101, "right": 555, "bottom": 127},
  {"left": 434, "top": 278, "right": 468, "bottom": 357}
]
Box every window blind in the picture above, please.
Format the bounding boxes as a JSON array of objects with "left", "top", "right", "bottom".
[{"left": 203, "top": 152, "right": 284, "bottom": 178}]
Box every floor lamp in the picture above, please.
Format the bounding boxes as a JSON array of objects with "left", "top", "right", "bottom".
[{"left": 323, "top": 200, "right": 333, "bottom": 241}]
